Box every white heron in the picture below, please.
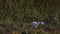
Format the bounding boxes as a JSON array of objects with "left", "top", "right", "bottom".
[{"left": 31, "top": 21, "right": 44, "bottom": 29}]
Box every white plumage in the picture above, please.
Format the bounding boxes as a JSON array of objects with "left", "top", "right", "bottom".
[{"left": 32, "top": 21, "right": 44, "bottom": 29}]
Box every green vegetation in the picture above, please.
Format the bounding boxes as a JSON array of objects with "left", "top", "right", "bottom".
[{"left": 0, "top": 0, "right": 60, "bottom": 34}]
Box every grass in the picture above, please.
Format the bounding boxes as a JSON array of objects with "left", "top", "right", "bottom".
[{"left": 0, "top": 0, "right": 60, "bottom": 34}]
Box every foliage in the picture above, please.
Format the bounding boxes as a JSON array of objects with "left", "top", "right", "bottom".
[{"left": 0, "top": 0, "right": 60, "bottom": 34}]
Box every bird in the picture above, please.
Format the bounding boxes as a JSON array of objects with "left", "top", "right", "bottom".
[{"left": 31, "top": 21, "right": 44, "bottom": 29}]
